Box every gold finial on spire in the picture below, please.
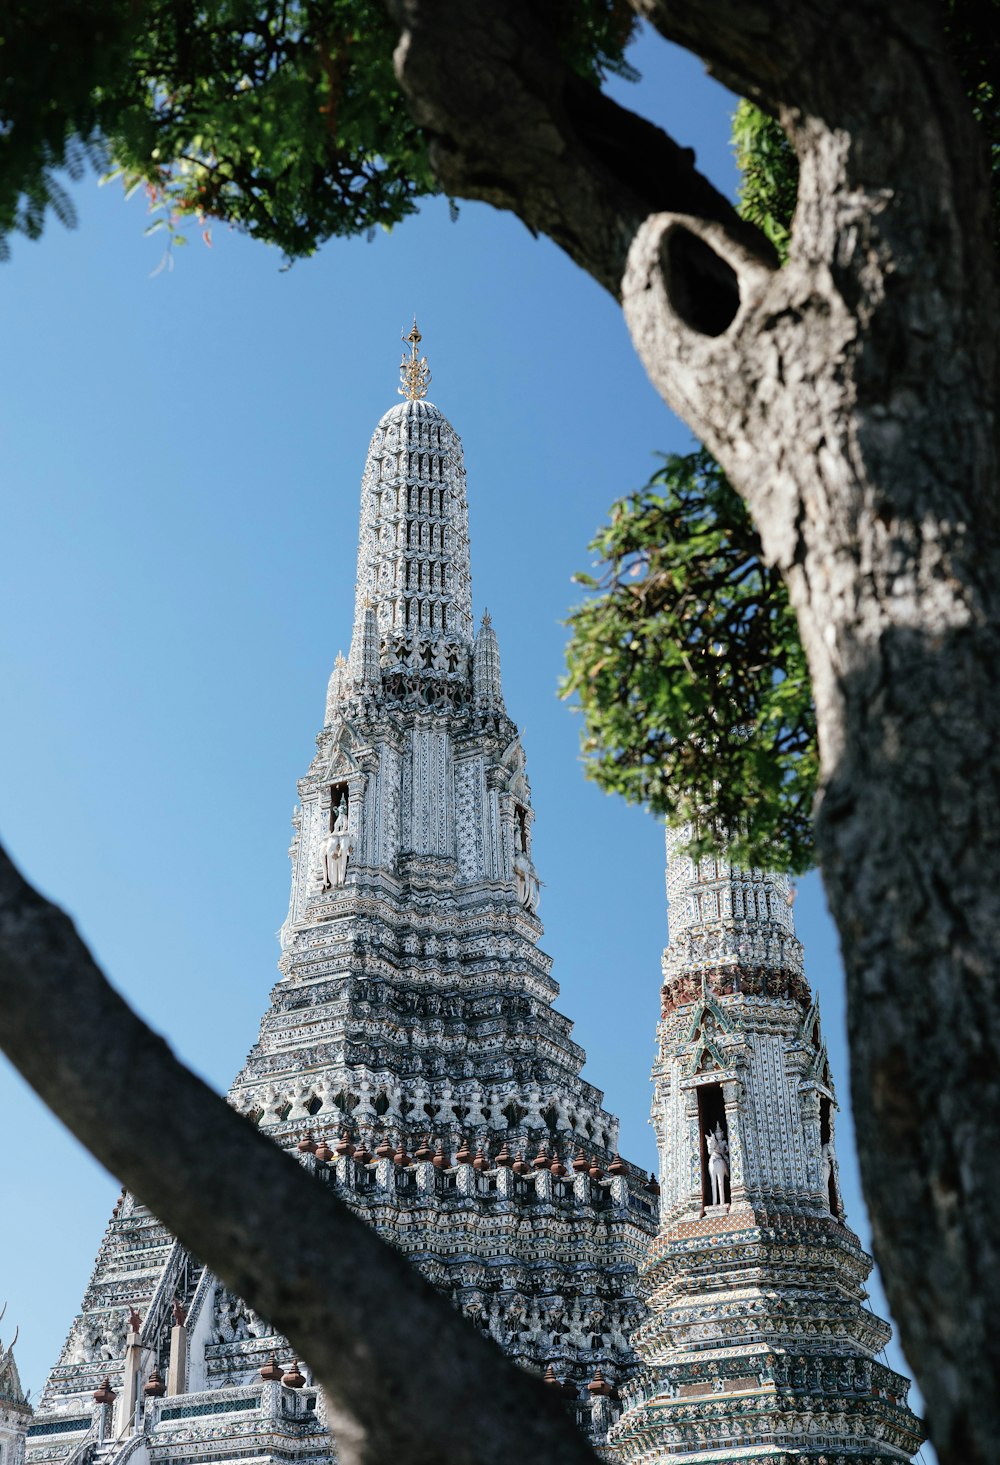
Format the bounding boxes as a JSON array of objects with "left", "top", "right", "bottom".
[{"left": 399, "top": 317, "right": 431, "bottom": 401}]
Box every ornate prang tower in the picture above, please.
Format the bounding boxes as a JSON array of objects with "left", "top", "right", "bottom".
[
  {"left": 1, "top": 1313, "right": 31, "bottom": 1465},
  {"left": 25, "top": 328, "right": 657, "bottom": 1465},
  {"left": 608, "top": 832, "right": 923, "bottom": 1463}
]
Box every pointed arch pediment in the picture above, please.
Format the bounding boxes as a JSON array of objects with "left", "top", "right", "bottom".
[
  {"left": 684, "top": 987, "right": 739, "bottom": 1046},
  {"left": 809, "top": 1039, "right": 834, "bottom": 1088},
  {"left": 802, "top": 999, "right": 823, "bottom": 1051},
  {"left": 321, "top": 720, "right": 363, "bottom": 781},
  {"left": 0, "top": 1342, "right": 28, "bottom": 1407},
  {"left": 683, "top": 983, "right": 742, "bottom": 1076},
  {"left": 690, "top": 1039, "right": 727, "bottom": 1076}
]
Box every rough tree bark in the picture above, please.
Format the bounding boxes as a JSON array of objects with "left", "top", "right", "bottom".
[
  {"left": 0, "top": 848, "right": 599, "bottom": 1465},
  {"left": 389, "top": 3, "right": 1000, "bottom": 1461}
]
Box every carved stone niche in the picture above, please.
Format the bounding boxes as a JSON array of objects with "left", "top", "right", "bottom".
[{"left": 679, "top": 1070, "right": 745, "bottom": 1214}]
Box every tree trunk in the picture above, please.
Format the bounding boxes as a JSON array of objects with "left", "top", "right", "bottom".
[
  {"left": 621, "top": 20, "right": 1000, "bottom": 1465},
  {"left": 390, "top": 2, "right": 1000, "bottom": 1458}
]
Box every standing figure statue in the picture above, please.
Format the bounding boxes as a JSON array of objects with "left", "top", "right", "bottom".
[
  {"left": 706, "top": 1123, "right": 730, "bottom": 1207},
  {"left": 318, "top": 800, "right": 352, "bottom": 891},
  {"left": 821, "top": 1141, "right": 834, "bottom": 1208},
  {"left": 332, "top": 794, "right": 348, "bottom": 833}
]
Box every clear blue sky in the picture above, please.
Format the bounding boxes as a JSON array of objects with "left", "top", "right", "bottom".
[{"left": 0, "top": 24, "right": 929, "bottom": 1450}]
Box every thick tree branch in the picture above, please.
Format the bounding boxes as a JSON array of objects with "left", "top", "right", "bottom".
[
  {"left": 628, "top": 0, "right": 839, "bottom": 106},
  {"left": 386, "top": 0, "right": 774, "bottom": 298},
  {"left": 0, "top": 843, "right": 599, "bottom": 1465}
]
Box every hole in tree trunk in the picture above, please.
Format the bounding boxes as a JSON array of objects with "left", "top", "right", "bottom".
[{"left": 663, "top": 227, "right": 741, "bottom": 337}]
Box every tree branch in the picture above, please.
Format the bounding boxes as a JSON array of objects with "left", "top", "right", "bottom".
[
  {"left": 0, "top": 843, "right": 600, "bottom": 1465},
  {"left": 628, "top": 0, "right": 836, "bottom": 106},
  {"left": 386, "top": 0, "right": 774, "bottom": 298},
  {"left": 630, "top": 0, "right": 953, "bottom": 139}
]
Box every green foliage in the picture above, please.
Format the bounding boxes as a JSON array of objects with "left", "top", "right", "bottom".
[
  {"left": 944, "top": 0, "right": 1000, "bottom": 254},
  {"left": 0, "top": 0, "right": 635, "bottom": 259},
  {"left": 551, "top": 0, "right": 639, "bottom": 84},
  {"left": 107, "top": 0, "right": 435, "bottom": 257},
  {"left": 563, "top": 452, "right": 818, "bottom": 873},
  {"left": 0, "top": 1, "right": 130, "bottom": 257},
  {"left": 731, "top": 100, "right": 797, "bottom": 263}
]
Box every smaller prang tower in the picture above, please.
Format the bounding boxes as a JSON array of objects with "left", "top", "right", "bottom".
[
  {"left": 608, "top": 831, "right": 923, "bottom": 1463},
  {"left": 1, "top": 1313, "right": 31, "bottom": 1465}
]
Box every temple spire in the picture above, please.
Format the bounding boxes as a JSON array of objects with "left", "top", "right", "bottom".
[
  {"left": 399, "top": 318, "right": 431, "bottom": 402},
  {"left": 324, "top": 651, "right": 348, "bottom": 725},
  {"left": 473, "top": 609, "right": 504, "bottom": 708},
  {"left": 352, "top": 360, "right": 474, "bottom": 647},
  {"left": 0, "top": 1312, "right": 31, "bottom": 1462},
  {"left": 358, "top": 602, "right": 381, "bottom": 689}
]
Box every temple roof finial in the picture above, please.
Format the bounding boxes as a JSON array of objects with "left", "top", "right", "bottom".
[{"left": 399, "top": 317, "right": 431, "bottom": 401}]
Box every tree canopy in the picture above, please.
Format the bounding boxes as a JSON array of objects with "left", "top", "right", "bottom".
[
  {"left": 563, "top": 446, "right": 817, "bottom": 871},
  {"left": 0, "top": 1, "right": 636, "bottom": 257}
]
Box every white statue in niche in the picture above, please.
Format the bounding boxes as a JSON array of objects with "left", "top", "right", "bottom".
[
  {"left": 514, "top": 854, "right": 540, "bottom": 913},
  {"left": 318, "top": 797, "right": 352, "bottom": 889},
  {"left": 319, "top": 833, "right": 351, "bottom": 889},
  {"left": 706, "top": 1123, "right": 730, "bottom": 1206},
  {"left": 821, "top": 1142, "right": 834, "bottom": 1206}
]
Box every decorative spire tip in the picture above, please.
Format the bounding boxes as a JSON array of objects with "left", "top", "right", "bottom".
[{"left": 399, "top": 317, "right": 432, "bottom": 401}]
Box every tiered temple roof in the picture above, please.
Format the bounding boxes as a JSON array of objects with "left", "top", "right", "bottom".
[{"left": 23, "top": 336, "right": 656, "bottom": 1465}]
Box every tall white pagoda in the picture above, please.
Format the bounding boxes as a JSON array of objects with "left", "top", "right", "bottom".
[
  {"left": 608, "top": 830, "right": 924, "bottom": 1462},
  {"left": 21, "top": 329, "right": 657, "bottom": 1465}
]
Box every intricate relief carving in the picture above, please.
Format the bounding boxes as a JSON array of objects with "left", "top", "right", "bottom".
[{"left": 211, "top": 1293, "right": 270, "bottom": 1346}]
